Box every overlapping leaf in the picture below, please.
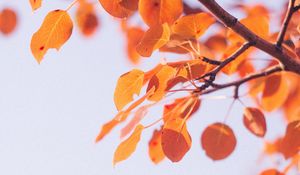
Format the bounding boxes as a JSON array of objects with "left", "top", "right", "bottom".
[
  {"left": 139, "top": 0, "right": 183, "bottom": 27},
  {"left": 136, "top": 23, "right": 170, "bottom": 57},
  {"left": 148, "top": 128, "right": 165, "bottom": 164}
]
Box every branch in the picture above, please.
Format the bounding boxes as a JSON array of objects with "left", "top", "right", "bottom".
[
  {"left": 197, "top": 42, "right": 252, "bottom": 90},
  {"left": 276, "top": 0, "right": 296, "bottom": 47},
  {"left": 196, "top": 66, "right": 283, "bottom": 97},
  {"left": 198, "top": 0, "right": 300, "bottom": 75}
]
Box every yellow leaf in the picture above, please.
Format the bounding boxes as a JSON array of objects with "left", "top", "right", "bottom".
[
  {"left": 30, "top": 10, "right": 73, "bottom": 63},
  {"left": 114, "top": 69, "right": 144, "bottom": 111},
  {"left": 138, "top": 0, "right": 183, "bottom": 27},
  {"left": 29, "top": 0, "right": 42, "bottom": 11},
  {"left": 147, "top": 65, "right": 176, "bottom": 101},
  {"left": 172, "top": 13, "right": 215, "bottom": 39},
  {"left": 113, "top": 124, "right": 144, "bottom": 165},
  {"left": 148, "top": 128, "right": 165, "bottom": 164},
  {"left": 136, "top": 23, "right": 170, "bottom": 57}
]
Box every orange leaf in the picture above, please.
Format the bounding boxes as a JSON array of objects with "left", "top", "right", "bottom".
[
  {"left": 138, "top": 0, "right": 183, "bottom": 27},
  {"left": 261, "top": 72, "right": 289, "bottom": 112},
  {"left": 29, "top": 0, "right": 42, "bottom": 11},
  {"left": 113, "top": 124, "right": 144, "bottom": 165},
  {"left": 228, "top": 16, "right": 269, "bottom": 44},
  {"left": 0, "top": 8, "right": 17, "bottom": 35},
  {"left": 161, "top": 118, "right": 191, "bottom": 162},
  {"left": 76, "top": 1, "right": 99, "bottom": 36},
  {"left": 30, "top": 10, "right": 73, "bottom": 63},
  {"left": 243, "top": 107, "right": 267, "bottom": 137},
  {"left": 148, "top": 128, "right": 165, "bottom": 164},
  {"left": 136, "top": 23, "right": 170, "bottom": 57},
  {"left": 146, "top": 65, "right": 176, "bottom": 101},
  {"left": 201, "top": 123, "right": 236, "bottom": 160},
  {"left": 172, "top": 13, "right": 215, "bottom": 39},
  {"left": 95, "top": 88, "right": 155, "bottom": 142},
  {"left": 119, "top": 0, "right": 139, "bottom": 11},
  {"left": 114, "top": 69, "right": 144, "bottom": 111},
  {"left": 279, "top": 120, "right": 300, "bottom": 159},
  {"left": 126, "top": 27, "right": 145, "bottom": 64},
  {"left": 120, "top": 105, "right": 149, "bottom": 139},
  {"left": 98, "top": 0, "right": 132, "bottom": 18},
  {"left": 259, "top": 169, "right": 285, "bottom": 175}
]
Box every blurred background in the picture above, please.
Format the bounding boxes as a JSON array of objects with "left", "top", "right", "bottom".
[{"left": 0, "top": 0, "right": 292, "bottom": 175}]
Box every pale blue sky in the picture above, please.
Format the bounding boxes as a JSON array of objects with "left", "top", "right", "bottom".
[{"left": 0, "top": 0, "right": 292, "bottom": 175}]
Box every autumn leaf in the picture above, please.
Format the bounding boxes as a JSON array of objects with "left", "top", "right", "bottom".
[
  {"left": 120, "top": 105, "right": 149, "bottom": 139},
  {"left": 228, "top": 16, "right": 269, "bottom": 44},
  {"left": 29, "top": 0, "right": 42, "bottom": 11},
  {"left": 98, "top": 0, "right": 133, "bottom": 18},
  {"left": 114, "top": 69, "right": 144, "bottom": 111},
  {"left": 259, "top": 169, "right": 285, "bottom": 175},
  {"left": 148, "top": 128, "right": 165, "bottom": 164},
  {"left": 119, "top": 0, "right": 139, "bottom": 11},
  {"left": 161, "top": 117, "right": 191, "bottom": 162},
  {"left": 172, "top": 13, "right": 215, "bottom": 39},
  {"left": 261, "top": 72, "right": 289, "bottom": 112},
  {"left": 76, "top": 1, "right": 99, "bottom": 36},
  {"left": 279, "top": 120, "right": 300, "bottom": 159},
  {"left": 201, "top": 123, "right": 236, "bottom": 160},
  {"left": 125, "top": 27, "right": 145, "bottom": 64},
  {"left": 146, "top": 65, "right": 176, "bottom": 101},
  {"left": 95, "top": 87, "right": 155, "bottom": 142},
  {"left": 113, "top": 124, "right": 144, "bottom": 165},
  {"left": 0, "top": 8, "right": 17, "bottom": 35},
  {"left": 243, "top": 107, "right": 267, "bottom": 137},
  {"left": 136, "top": 23, "right": 170, "bottom": 57},
  {"left": 30, "top": 10, "right": 73, "bottom": 63},
  {"left": 138, "top": 0, "right": 183, "bottom": 27}
]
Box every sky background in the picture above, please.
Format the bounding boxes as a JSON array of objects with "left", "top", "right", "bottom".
[{"left": 0, "top": 0, "right": 293, "bottom": 175}]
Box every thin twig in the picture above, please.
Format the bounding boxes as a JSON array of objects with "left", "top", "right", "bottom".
[{"left": 276, "top": 0, "right": 297, "bottom": 47}]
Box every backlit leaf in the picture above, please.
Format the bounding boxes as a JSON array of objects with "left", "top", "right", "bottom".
[
  {"left": 279, "top": 120, "right": 300, "bottom": 159},
  {"left": 138, "top": 0, "right": 183, "bottom": 27},
  {"left": 114, "top": 69, "right": 144, "bottom": 111},
  {"left": 148, "top": 128, "right": 165, "bottom": 164},
  {"left": 136, "top": 23, "right": 170, "bottom": 57},
  {"left": 0, "top": 8, "right": 17, "bottom": 35},
  {"left": 228, "top": 16, "right": 269, "bottom": 44},
  {"left": 30, "top": 10, "right": 73, "bottom": 63},
  {"left": 201, "top": 123, "right": 236, "bottom": 160},
  {"left": 98, "top": 0, "right": 132, "bottom": 18},
  {"left": 113, "top": 124, "right": 144, "bottom": 165},
  {"left": 261, "top": 72, "right": 289, "bottom": 112},
  {"left": 29, "top": 0, "right": 42, "bottom": 11},
  {"left": 146, "top": 65, "right": 176, "bottom": 101},
  {"left": 243, "top": 107, "right": 267, "bottom": 137},
  {"left": 76, "top": 1, "right": 99, "bottom": 36},
  {"left": 126, "top": 27, "right": 145, "bottom": 64},
  {"left": 161, "top": 118, "right": 191, "bottom": 162},
  {"left": 172, "top": 13, "right": 215, "bottom": 39},
  {"left": 95, "top": 88, "right": 155, "bottom": 142},
  {"left": 259, "top": 169, "right": 284, "bottom": 175}
]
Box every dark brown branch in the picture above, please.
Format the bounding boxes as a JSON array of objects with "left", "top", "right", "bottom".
[
  {"left": 197, "top": 66, "right": 283, "bottom": 96},
  {"left": 202, "top": 57, "right": 221, "bottom": 65},
  {"left": 198, "top": 0, "right": 300, "bottom": 75},
  {"left": 276, "top": 0, "right": 296, "bottom": 47},
  {"left": 197, "top": 42, "right": 252, "bottom": 90}
]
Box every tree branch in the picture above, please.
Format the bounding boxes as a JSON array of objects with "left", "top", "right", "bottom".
[
  {"left": 276, "top": 0, "right": 296, "bottom": 47},
  {"left": 196, "top": 66, "right": 283, "bottom": 97},
  {"left": 198, "top": 0, "right": 300, "bottom": 75}
]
